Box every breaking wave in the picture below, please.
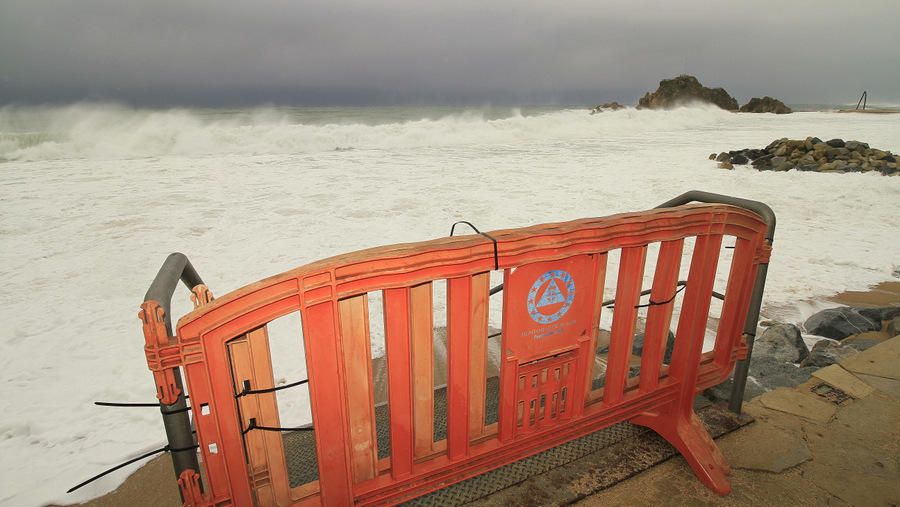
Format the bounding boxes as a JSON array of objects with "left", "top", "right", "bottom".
[{"left": 0, "top": 102, "right": 735, "bottom": 162}]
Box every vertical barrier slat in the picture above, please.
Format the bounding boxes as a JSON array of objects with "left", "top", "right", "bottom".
[
  {"left": 713, "top": 238, "right": 756, "bottom": 367},
  {"left": 670, "top": 234, "right": 723, "bottom": 410},
  {"left": 639, "top": 240, "right": 684, "bottom": 392},
  {"left": 302, "top": 301, "right": 353, "bottom": 503},
  {"left": 446, "top": 276, "right": 472, "bottom": 460},
  {"left": 588, "top": 253, "right": 609, "bottom": 395},
  {"left": 603, "top": 246, "right": 647, "bottom": 405},
  {"left": 468, "top": 272, "right": 490, "bottom": 440},
  {"left": 338, "top": 294, "right": 379, "bottom": 483},
  {"left": 410, "top": 283, "right": 434, "bottom": 458},
  {"left": 384, "top": 288, "right": 414, "bottom": 479},
  {"left": 228, "top": 327, "right": 291, "bottom": 506}
]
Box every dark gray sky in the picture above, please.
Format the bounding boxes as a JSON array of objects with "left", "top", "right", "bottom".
[{"left": 2, "top": 0, "right": 899, "bottom": 107}]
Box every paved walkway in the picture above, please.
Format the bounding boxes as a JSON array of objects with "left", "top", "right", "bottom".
[{"left": 577, "top": 335, "right": 900, "bottom": 507}]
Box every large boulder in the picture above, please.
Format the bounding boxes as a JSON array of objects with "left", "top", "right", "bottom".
[
  {"left": 704, "top": 355, "right": 817, "bottom": 403},
  {"left": 804, "top": 307, "right": 882, "bottom": 340},
  {"left": 739, "top": 96, "right": 792, "bottom": 114},
  {"left": 857, "top": 306, "right": 900, "bottom": 325},
  {"left": 753, "top": 324, "right": 809, "bottom": 363},
  {"left": 637, "top": 75, "right": 738, "bottom": 111},
  {"left": 800, "top": 339, "right": 858, "bottom": 367}
]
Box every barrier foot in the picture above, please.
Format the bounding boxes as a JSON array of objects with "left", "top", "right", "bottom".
[{"left": 633, "top": 403, "right": 732, "bottom": 495}]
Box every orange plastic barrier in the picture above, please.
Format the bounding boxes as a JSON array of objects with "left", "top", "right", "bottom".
[{"left": 141, "top": 203, "right": 771, "bottom": 506}]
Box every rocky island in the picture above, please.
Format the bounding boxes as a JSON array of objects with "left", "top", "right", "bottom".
[{"left": 637, "top": 74, "right": 739, "bottom": 110}]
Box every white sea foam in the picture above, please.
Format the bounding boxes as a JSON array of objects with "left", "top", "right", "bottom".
[
  {"left": 0, "top": 102, "right": 736, "bottom": 161},
  {"left": 0, "top": 104, "right": 898, "bottom": 506}
]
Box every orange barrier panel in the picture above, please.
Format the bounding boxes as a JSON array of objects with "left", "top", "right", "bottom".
[{"left": 141, "top": 202, "right": 772, "bottom": 506}]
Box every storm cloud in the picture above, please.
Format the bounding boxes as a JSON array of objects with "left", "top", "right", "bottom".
[{"left": 2, "top": 0, "right": 899, "bottom": 106}]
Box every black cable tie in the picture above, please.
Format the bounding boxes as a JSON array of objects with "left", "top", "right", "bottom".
[
  {"left": 66, "top": 443, "right": 199, "bottom": 493},
  {"left": 161, "top": 406, "right": 193, "bottom": 415},
  {"left": 167, "top": 444, "right": 200, "bottom": 453},
  {"left": 236, "top": 378, "right": 309, "bottom": 399},
  {"left": 634, "top": 284, "right": 688, "bottom": 309},
  {"left": 94, "top": 401, "right": 192, "bottom": 415},
  {"left": 94, "top": 401, "right": 162, "bottom": 408},
  {"left": 94, "top": 395, "right": 190, "bottom": 409},
  {"left": 242, "top": 417, "right": 314, "bottom": 435},
  {"left": 449, "top": 220, "right": 499, "bottom": 270}
]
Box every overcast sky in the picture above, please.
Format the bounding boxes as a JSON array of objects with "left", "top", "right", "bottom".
[{"left": 2, "top": 0, "right": 899, "bottom": 107}]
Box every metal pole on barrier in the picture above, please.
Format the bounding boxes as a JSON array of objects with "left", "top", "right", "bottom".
[
  {"left": 657, "top": 191, "right": 775, "bottom": 414},
  {"left": 143, "top": 253, "right": 204, "bottom": 494}
]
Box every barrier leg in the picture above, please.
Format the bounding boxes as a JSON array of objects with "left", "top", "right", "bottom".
[{"left": 632, "top": 402, "right": 731, "bottom": 495}]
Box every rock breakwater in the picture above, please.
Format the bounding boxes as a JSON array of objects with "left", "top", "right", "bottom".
[{"left": 710, "top": 137, "right": 898, "bottom": 175}]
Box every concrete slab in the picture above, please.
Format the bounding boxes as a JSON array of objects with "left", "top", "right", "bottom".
[
  {"left": 811, "top": 364, "right": 875, "bottom": 399},
  {"left": 855, "top": 373, "right": 900, "bottom": 402},
  {"left": 800, "top": 392, "right": 900, "bottom": 506},
  {"left": 840, "top": 336, "right": 900, "bottom": 380},
  {"left": 758, "top": 388, "right": 837, "bottom": 423},
  {"left": 727, "top": 425, "right": 811, "bottom": 473}
]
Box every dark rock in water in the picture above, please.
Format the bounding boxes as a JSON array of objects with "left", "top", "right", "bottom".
[
  {"left": 858, "top": 306, "right": 900, "bottom": 324},
  {"left": 753, "top": 324, "right": 809, "bottom": 363},
  {"left": 710, "top": 137, "right": 895, "bottom": 176},
  {"left": 709, "top": 153, "right": 717, "bottom": 160},
  {"left": 769, "top": 156, "right": 788, "bottom": 170},
  {"left": 739, "top": 96, "right": 792, "bottom": 114},
  {"left": 804, "top": 307, "right": 881, "bottom": 340},
  {"left": 746, "top": 149, "right": 767, "bottom": 160},
  {"left": 766, "top": 138, "right": 787, "bottom": 152},
  {"left": 845, "top": 140, "right": 869, "bottom": 151},
  {"left": 800, "top": 339, "right": 858, "bottom": 367},
  {"left": 752, "top": 154, "right": 774, "bottom": 169},
  {"left": 590, "top": 102, "right": 625, "bottom": 114},
  {"left": 637, "top": 74, "right": 738, "bottom": 111},
  {"left": 730, "top": 154, "right": 749, "bottom": 165},
  {"left": 718, "top": 161, "right": 734, "bottom": 170}
]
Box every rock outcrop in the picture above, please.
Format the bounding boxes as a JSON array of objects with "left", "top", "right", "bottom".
[
  {"left": 710, "top": 137, "right": 898, "bottom": 175},
  {"left": 801, "top": 340, "right": 859, "bottom": 368},
  {"left": 754, "top": 324, "right": 809, "bottom": 363},
  {"left": 740, "top": 96, "right": 792, "bottom": 114},
  {"left": 805, "top": 307, "right": 882, "bottom": 340},
  {"left": 637, "top": 75, "right": 738, "bottom": 111},
  {"left": 589, "top": 102, "right": 625, "bottom": 114}
]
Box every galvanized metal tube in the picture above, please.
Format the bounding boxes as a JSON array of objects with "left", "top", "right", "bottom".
[
  {"left": 656, "top": 191, "right": 776, "bottom": 414},
  {"left": 144, "top": 253, "right": 204, "bottom": 491},
  {"left": 728, "top": 261, "right": 770, "bottom": 413}
]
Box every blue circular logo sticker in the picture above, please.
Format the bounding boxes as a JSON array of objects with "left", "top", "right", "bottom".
[{"left": 527, "top": 270, "right": 576, "bottom": 324}]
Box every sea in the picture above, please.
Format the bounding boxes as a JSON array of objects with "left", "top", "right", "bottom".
[{"left": 0, "top": 102, "right": 898, "bottom": 506}]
